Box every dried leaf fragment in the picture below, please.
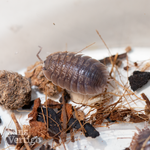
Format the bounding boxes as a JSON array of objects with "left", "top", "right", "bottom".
[
  {"left": 130, "top": 114, "right": 148, "bottom": 123},
  {"left": 29, "top": 121, "right": 50, "bottom": 139},
  {"left": 44, "top": 99, "right": 62, "bottom": 109},
  {"left": 109, "top": 109, "right": 131, "bottom": 122},
  {"left": 109, "top": 109, "right": 148, "bottom": 123},
  {"left": 95, "top": 113, "right": 105, "bottom": 125},
  {"left": 75, "top": 110, "right": 85, "bottom": 121},
  {"left": 25, "top": 61, "right": 58, "bottom": 96}
]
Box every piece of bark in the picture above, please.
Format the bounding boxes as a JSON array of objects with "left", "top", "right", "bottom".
[
  {"left": 43, "top": 99, "right": 62, "bottom": 109},
  {"left": 68, "top": 118, "right": 99, "bottom": 138},
  {"left": 128, "top": 71, "right": 150, "bottom": 91},
  {"left": 61, "top": 104, "right": 73, "bottom": 122},
  {"left": 130, "top": 114, "right": 149, "bottom": 123},
  {"left": 28, "top": 98, "right": 41, "bottom": 121},
  {"left": 141, "top": 93, "right": 150, "bottom": 115},
  {"left": 60, "top": 91, "right": 67, "bottom": 142},
  {"left": 109, "top": 109, "right": 148, "bottom": 123},
  {"left": 99, "top": 53, "right": 127, "bottom": 65},
  {"left": 109, "top": 109, "right": 131, "bottom": 122},
  {"left": 84, "top": 123, "right": 100, "bottom": 138}
]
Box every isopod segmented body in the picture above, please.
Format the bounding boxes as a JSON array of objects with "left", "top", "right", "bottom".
[{"left": 43, "top": 51, "right": 108, "bottom": 95}]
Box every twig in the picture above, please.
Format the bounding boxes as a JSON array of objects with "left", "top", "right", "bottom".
[
  {"left": 60, "top": 90, "right": 67, "bottom": 150},
  {"left": 74, "top": 106, "right": 86, "bottom": 133},
  {"left": 110, "top": 53, "right": 118, "bottom": 76},
  {"left": 70, "top": 128, "right": 75, "bottom": 142},
  {"left": 41, "top": 107, "right": 47, "bottom": 126},
  {"left": 45, "top": 91, "right": 49, "bottom": 130},
  {"left": 11, "top": 113, "right": 31, "bottom": 150}
]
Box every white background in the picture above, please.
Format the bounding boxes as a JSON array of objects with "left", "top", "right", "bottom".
[{"left": 0, "top": 0, "right": 150, "bottom": 71}]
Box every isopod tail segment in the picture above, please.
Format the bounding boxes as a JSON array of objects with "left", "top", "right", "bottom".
[{"left": 37, "top": 46, "right": 44, "bottom": 64}]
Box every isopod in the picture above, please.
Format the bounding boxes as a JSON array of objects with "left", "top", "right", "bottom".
[
  {"left": 130, "top": 125, "right": 150, "bottom": 150},
  {"left": 37, "top": 50, "right": 108, "bottom": 95}
]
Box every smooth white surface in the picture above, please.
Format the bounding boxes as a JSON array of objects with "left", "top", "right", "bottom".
[{"left": 1, "top": 0, "right": 150, "bottom": 71}]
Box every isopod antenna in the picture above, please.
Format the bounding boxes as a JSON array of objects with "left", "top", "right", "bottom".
[{"left": 37, "top": 46, "right": 44, "bottom": 63}]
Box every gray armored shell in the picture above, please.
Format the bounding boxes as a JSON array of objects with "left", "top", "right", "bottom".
[{"left": 43, "top": 52, "right": 108, "bottom": 95}]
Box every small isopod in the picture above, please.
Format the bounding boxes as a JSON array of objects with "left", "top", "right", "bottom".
[
  {"left": 37, "top": 49, "right": 108, "bottom": 95},
  {"left": 130, "top": 125, "right": 150, "bottom": 150}
]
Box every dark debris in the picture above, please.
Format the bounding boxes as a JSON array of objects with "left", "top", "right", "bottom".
[
  {"left": 37, "top": 107, "right": 62, "bottom": 135},
  {"left": 68, "top": 118, "right": 81, "bottom": 130},
  {"left": 59, "top": 90, "right": 70, "bottom": 103},
  {"left": 128, "top": 71, "right": 150, "bottom": 91},
  {"left": 84, "top": 123, "right": 100, "bottom": 138},
  {"left": 68, "top": 118, "right": 100, "bottom": 138},
  {"left": 39, "top": 143, "right": 55, "bottom": 150},
  {"left": 22, "top": 100, "right": 34, "bottom": 109}
]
